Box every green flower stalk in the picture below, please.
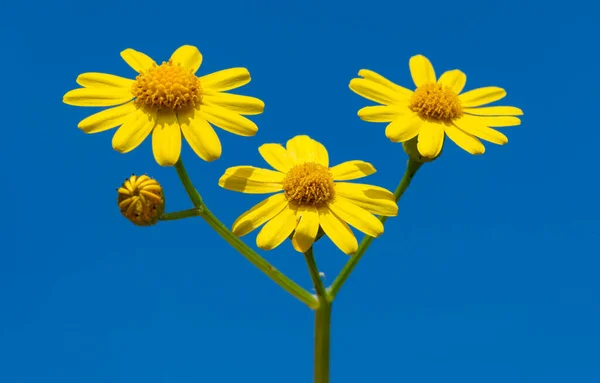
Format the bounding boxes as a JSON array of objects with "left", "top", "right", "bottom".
[{"left": 162, "top": 155, "right": 423, "bottom": 383}]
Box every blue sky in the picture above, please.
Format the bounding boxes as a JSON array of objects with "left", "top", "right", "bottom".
[{"left": 3, "top": 0, "right": 600, "bottom": 382}]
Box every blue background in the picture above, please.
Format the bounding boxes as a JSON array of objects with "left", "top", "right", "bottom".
[{"left": 3, "top": 0, "right": 599, "bottom": 382}]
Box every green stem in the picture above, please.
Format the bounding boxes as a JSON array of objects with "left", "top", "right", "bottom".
[
  {"left": 328, "top": 158, "right": 423, "bottom": 300},
  {"left": 174, "top": 159, "right": 203, "bottom": 208},
  {"left": 200, "top": 205, "right": 318, "bottom": 308},
  {"left": 304, "top": 247, "right": 331, "bottom": 383},
  {"left": 305, "top": 247, "right": 328, "bottom": 300},
  {"left": 173, "top": 158, "right": 318, "bottom": 309},
  {"left": 314, "top": 302, "right": 331, "bottom": 383},
  {"left": 160, "top": 208, "right": 201, "bottom": 221}
]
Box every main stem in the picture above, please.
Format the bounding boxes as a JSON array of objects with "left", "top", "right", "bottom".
[
  {"left": 314, "top": 302, "right": 331, "bottom": 383},
  {"left": 305, "top": 247, "right": 331, "bottom": 383},
  {"left": 172, "top": 156, "right": 423, "bottom": 382}
]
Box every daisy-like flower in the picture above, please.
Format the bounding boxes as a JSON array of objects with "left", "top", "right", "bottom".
[
  {"left": 349, "top": 55, "right": 523, "bottom": 158},
  {"left": 63, "top": 45, "right": 264, "bottom": 166},
  {"left": 218, "top": 135, "right": 398, "bottom": 255}
]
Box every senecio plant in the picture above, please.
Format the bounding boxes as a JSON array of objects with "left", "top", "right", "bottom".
[{"left": 63, "top": 45, "right": 523, "bottom": 382}]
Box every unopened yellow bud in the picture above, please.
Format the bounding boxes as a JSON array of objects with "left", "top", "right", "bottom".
[
  {"left": 402, "top": 137, "right": 441, "bottom": 163},
  {"left": 117, "top": 174, "right": 165, "bottom": 226}
]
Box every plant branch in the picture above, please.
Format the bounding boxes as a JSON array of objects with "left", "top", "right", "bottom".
[
  {"left": 328, "top": 158, "right": 423, "bottom": 300},
  {"left": 173, "top": 158, "right": 318, "bottom": 309}
]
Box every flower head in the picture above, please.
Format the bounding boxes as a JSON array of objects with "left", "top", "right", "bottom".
[
  {"left": 117, "top": 174, "right": 164, "bottom": 226},
  {"left": 349, "top": 55, "right": 523, "bottom": 158},
  {"left": 218, "top": 135, "right": 398, "bottom": 255},
  {"left": 64, "top": 45, "right": 264, "bottom": 166}
]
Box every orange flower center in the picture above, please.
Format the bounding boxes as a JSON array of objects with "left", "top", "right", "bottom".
[
  {"left": 131, "top": 60, "right": 202, "bottom": 111},
  {"left": 409, "top": 83, "right": 462, "bottom": 121},
  {"left": 282, "top": 162, "right": 335, "bottom": 206}
]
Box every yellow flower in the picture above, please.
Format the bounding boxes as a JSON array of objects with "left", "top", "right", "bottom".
[
  {"left": 117, "top": 174, "right": 165, "bottom": 226},
  {"left": 64, "top": 45, "right": 264, "bottom": 166},
  {"left": 218, "top": 135, "right": 398, "bottom": 255},
  {"left": 349, "top": 55, "right": 523, "bottom": 158}
]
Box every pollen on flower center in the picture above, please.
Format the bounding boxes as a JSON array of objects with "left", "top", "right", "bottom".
[
  {"left": 131, "top": 60, "right": 202, "bottom": 111},
  {"left": 409, "top": 83, "right": 462, "bottom": 121},
  {"left": 282, "top": 162, "right": 335, "bottom": 206}
]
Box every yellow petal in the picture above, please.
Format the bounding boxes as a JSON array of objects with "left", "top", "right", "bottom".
[
  {"left": 458, "top": 87, "right": 506, "bottom": 107},
  {"left": 292, "top": 206, "right": 320, "bottom": 253},
  {"left": 437, "top": 70, "right": 466, "bottom": 94},
  {"left": 202, "top": 91, "right": 265, "bottom": 115},
  {"left": 259, "top": 144, "right": 295, "bottom": 173},
  {"left": 219, "top": 166, "right": 284, "bottom": 194},
  {"left": 444, "top": 124, "right": 485, "bottom": 155},
  {"left": 200, "top": 68, "right": 250, "bottom": 91},
  {"left": 120, "top": 48, "right": 156, "bottom": 73},
  {"left": 78, "top": 101, "right": 137, "bottom": 133},
  {"left": 409, "top": 55, "right": 436, "bottom": 87},
  {"left": 453, "top": 116, "right": 508, "bottom": 145},
  {"left": 465, "top": 116, "right": 521, "bottom": 127},
  {"left": 169, "top": 45, "right": 202, "bottom": 73},
  {"left": 232, "top": 194, "right": 288, "bottom": 236},
  {"left": 335, "top": 183, "right": 398, "bottom": 216},
  {"left": 287, "top": 135, "right": 314, "bottom": 164},
  {"left": 357, "top": 70, "right": 413, "bottom": 99},
  {"left": 152, "top": 110, "right": 182, "bottom": 166},
  {"left": 178, "top": 107, "right": 222, "bottom": 162},
  {"left": 328, "top": 198, "right": 383, "bottom": 238},
  {"left": 312, "top": 139, "right": 329, "bottom": 168},
  {"left": 330, "top": 161, "right": 376, "bottom": 181},
  {"left": 358, "top": 105, "right": 407, "bottom": 123},
  {"left": 76, "top": 73, "right": 134, "bottom": 89},
  {"left": 256, "top": 205, "right": 297, "bottom": 250},
  {"left": 112, "top": 107, "right": 156, "bottom": 153},
  {"left": 317, "top": 206, "right": 358, "bottom": 255},
  {"left": 221, "top": 167, "right": 285, "bottom": 182},
  {"left": 286, "top": 135, "right": 329, "bottom": 166},
  {"left": 349, "top": 78, "right": 405, "bottom": 105},
  {"left": 63, "top": 88, "right": 134, "bottom": 107},
  {"left": 464, "top": 106, "right": 523, "bottom": 116},
  {"left": 201, "top": 104, "right": 258, "bottom": 136},
  {"left": 385, "top": 113, "right": 423, "bottom": 142},
  {"left": 417, "top": 120, "right": 445, "bottom": 158}
]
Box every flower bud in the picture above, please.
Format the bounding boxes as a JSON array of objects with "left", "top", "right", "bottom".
[
  {"left": 402, "top": 136, "right": 441, "bottom": 163},
  {"left": 117, "top": 174, "right": 165, "bottom": 226}
]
